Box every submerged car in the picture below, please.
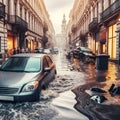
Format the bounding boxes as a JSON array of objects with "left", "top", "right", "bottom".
[
  {"left": 43, "top": 49, "right": 51, "bottom": 54},
  {"left": 0, "top": 54, "right": 57, "bottom": 102},
  {"left": 34, "top": 48, "right": 44, "bottom": 53},
  {"left": 52, "top": 47, "right": 59, "bottom": 54},
  {"left": 73, "top": 47, "right": 96, "bottom": 63}
]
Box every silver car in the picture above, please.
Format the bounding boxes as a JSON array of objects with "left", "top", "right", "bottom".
[{"left": 0, "top": 54, "right": 57, "bottom": 102}]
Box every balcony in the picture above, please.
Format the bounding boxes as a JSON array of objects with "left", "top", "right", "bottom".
[
  {"left": 0, "top": 2, "right": 5, "bottom": 19},
  {"left": 43, "top": 22, "right": 48, "bottom": 33},
  {"left": 71, "top": 24, "right": 77, "bottom": 33},
  {"left": 101, "top": 0, "right": 120, "bottom": 22},
  {"left": 89, "top": 17, "right": 98, "bottom": 32},
  {"left": 8, "top": 15, "right": 28, "bottom": 31}
]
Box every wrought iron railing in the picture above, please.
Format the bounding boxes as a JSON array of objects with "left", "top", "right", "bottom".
[
  {"left": 89, "top": 17, "right": 98, "bottom": 32},
  {"left": 8, "top": 15, "right": 28, "bottom": 30},
  {"left": 0, "top": 2, "right": 5, "bottom": 19},
  {"left": 101, "top": 0, "right": 120, "bottom": 22},
  {"left": 43, "top": 22, "right": 48, "bottom": 32}
]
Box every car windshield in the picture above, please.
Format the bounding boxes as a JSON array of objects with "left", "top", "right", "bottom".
[
  {"left": 0, "top": 57, "right": 41, "bottom": 72},
  {"left": 80, "top": 47, "right": 92, "bottom": 52}
]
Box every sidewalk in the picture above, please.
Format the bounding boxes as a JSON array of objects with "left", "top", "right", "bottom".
[{"left": 72, "top": 61, "right": 120, "bottom": 120}]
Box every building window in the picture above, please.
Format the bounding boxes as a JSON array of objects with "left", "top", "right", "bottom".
[
  {"left": 111, "top": 0, "right": 116, "bottom": 4},
  {"left": 109, "top": 0, "right": 117, "bottom": 5},
  {"left": 14, "top": 2, "right": 17, "bottom": 15},
  {"left": 20, "top": 5, "right": 22, "bottom": 18},
  {"left": 25, "top": 9, "right": 27, "bottom": 21},
  {"left": 102, "top": 0, "right": 104, "bottom": 11},
  {"left": 0, "top": 37, "right": 1, "bottom": 52},
  {"left": 7, "top": 0, "right": 10, "bottom": 15},
  {"left": 108, "top": 24, "right": 117, "bottom": 59},
  {"left": 96, "top": 2, "right": 99, "bottom": 18}
]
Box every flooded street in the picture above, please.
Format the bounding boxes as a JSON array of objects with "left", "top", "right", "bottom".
[
  {"left": 1, "top": 0, "right": 120, "bottom": 120},
  {"left": 0, "top": 51, "right": 120, "bottom": 120},
  {"left": 0, "top": 51, "right": 89, "bottom": 120}
]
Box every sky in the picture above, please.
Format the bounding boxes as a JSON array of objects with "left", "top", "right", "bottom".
[{"left": 44, "top": 0, "right": 74, "bottom": 34}]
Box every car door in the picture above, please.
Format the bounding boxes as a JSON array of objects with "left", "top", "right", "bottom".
[
  {"left": 42, "top": 56, "right": 54, "bottom": 86},
  {"left": 46, "top": 56, "right": 55, "bottom": 79}
]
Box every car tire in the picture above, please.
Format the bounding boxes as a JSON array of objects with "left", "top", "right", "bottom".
[{"left": 35, "top": 83, "right": 42, "bottom": 101}]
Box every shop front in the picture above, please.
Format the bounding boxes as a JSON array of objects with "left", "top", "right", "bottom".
[
  {"left": 99, "top": 23, "right": 117, "bottom": 60},
  {"left": 7, "top": 32, "right": 18, "bottom": 56},
  {"left": 108, "top": 24, "right": 117, "bottom": 59},
  {"left": 25, "top": 35, "right": 40, "bottom": 53}
]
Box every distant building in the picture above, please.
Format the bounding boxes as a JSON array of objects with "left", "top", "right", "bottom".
[{"left": 55, "top": 14, "right": 67, "bottom": 50}]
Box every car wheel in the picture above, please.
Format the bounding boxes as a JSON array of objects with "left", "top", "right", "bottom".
[{"left": 35, "top": 83, "right": 42, "bottom": 101}]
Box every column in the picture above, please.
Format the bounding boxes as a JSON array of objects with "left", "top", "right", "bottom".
[
  {"left": 104, "top": 0, "right": 109, "bottom": 10},
  {"left": 33, "top": 16, "right": 35, "bottom": 32},
  {"left": 22, "top": 6, "right": 25, "bottom": 20},
  {"left": 91, "top": 6, "right": 93, "bottom": 22},
  {"left": 10, "top": 0, "right": 14, "bottom": 15},
  {"left": 16, "top": 0, "right": 20, "bottom": 16},
  {"left": 26, "top": 10, "right": 29, "bottom": 23},
  {"left": 30, "top": 14, "right": 32, "bottom": 30},
  {"left": 98, "top": 1, "right": 102, "bottom": 21},
  {"left": 95, "top": 5, "right": 97, "bottom": 18}
]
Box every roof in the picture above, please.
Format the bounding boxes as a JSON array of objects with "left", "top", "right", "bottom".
[{"left": 11, "top": 53, "right": 49, "bottom": 58}]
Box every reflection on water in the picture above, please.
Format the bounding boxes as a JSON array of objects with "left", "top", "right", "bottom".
[{"left": 52, "top": 91, "right": 89, "bottom": 120}]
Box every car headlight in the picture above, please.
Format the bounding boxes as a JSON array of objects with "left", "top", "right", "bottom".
[{"left": 22, "top": 81, "right": 39, "bottom": 92}]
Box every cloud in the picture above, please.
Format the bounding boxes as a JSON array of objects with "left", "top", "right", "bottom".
[
  {"left": 45, "top": 0, "right": 73, "bottom": 11},
  {"left": 44, "top": 0, "right": 74, "bottom": 34}
]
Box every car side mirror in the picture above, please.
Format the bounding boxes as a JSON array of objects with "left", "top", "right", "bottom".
[{"left": 44, "top": 67, "right": 51, "bottom": 72}]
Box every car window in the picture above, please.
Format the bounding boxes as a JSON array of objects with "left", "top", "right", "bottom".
[
  {"left": 25, "top": 58, "right": 41, "bottom": 72},
  {"left": 80, "top": 47, "right": 91, "bottom": 52},
  {"left": 45, "top": 56, "right": 53, "bottom": 66},
  {"left": 0, "top": 57, "right": 41, "bottom": 72}
]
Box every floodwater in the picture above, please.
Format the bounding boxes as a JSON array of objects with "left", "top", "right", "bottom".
[
  {"left": 0, "top": 51, "right": 119, "bottom": 120},
  {"left": 51, "top": 51, "right": 89, "bottom": 120}
]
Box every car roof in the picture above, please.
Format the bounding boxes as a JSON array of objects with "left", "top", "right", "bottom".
[{"left": 11, "top": 53, "right": 49, "bottom": 58}]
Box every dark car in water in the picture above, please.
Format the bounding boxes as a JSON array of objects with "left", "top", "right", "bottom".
[
  {"left": 0, "top": 54, "right": 57, "bottom": 102},
  {"left": 34, "top": 48, "right": 44, "bottom": 53},
  {"left": 52, "top": 47, "right": 59, "bottom": 54},
  {"left": 73, "top": 47, "right": 96, "bottom": 63}
]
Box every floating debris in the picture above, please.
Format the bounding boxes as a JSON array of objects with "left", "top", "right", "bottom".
[
  {"left": 90, "top": 95, "right": 107, "bottom": 103},
  {"left": 91, "top": 87, "right": 106, "bottom": 93}
]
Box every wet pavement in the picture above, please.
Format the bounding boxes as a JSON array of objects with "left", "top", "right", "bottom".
[{"left": 0, "top": 52, "right": 120, "bottom": 120}]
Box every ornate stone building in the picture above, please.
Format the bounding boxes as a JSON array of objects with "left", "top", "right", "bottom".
[
  {"left": 55, "top": 14, "right": 67, "bottom": 50},
  {"left": 0, "top": 0, "right": 55, "bottom": 56},
  {"left": 67, "top": 0, "right": 120, "bottom": 61}
]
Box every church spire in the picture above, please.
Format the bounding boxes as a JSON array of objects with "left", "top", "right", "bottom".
[
  {"left": 61, "top": 14, "right": 66, "bottom": 34},
  {"left": 62, "top": 14, "right": 66, "bottom": 24}
]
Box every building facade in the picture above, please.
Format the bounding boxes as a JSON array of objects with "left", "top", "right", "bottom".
[
  {"left": 67, "top": 0, "right": 120, "bottom": 61},
  {"left": 55, "top": 14, "right": 67, "bottom": 50},
  {"left": 0, "top": 0, "right": 55, "bottom": 57}
]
